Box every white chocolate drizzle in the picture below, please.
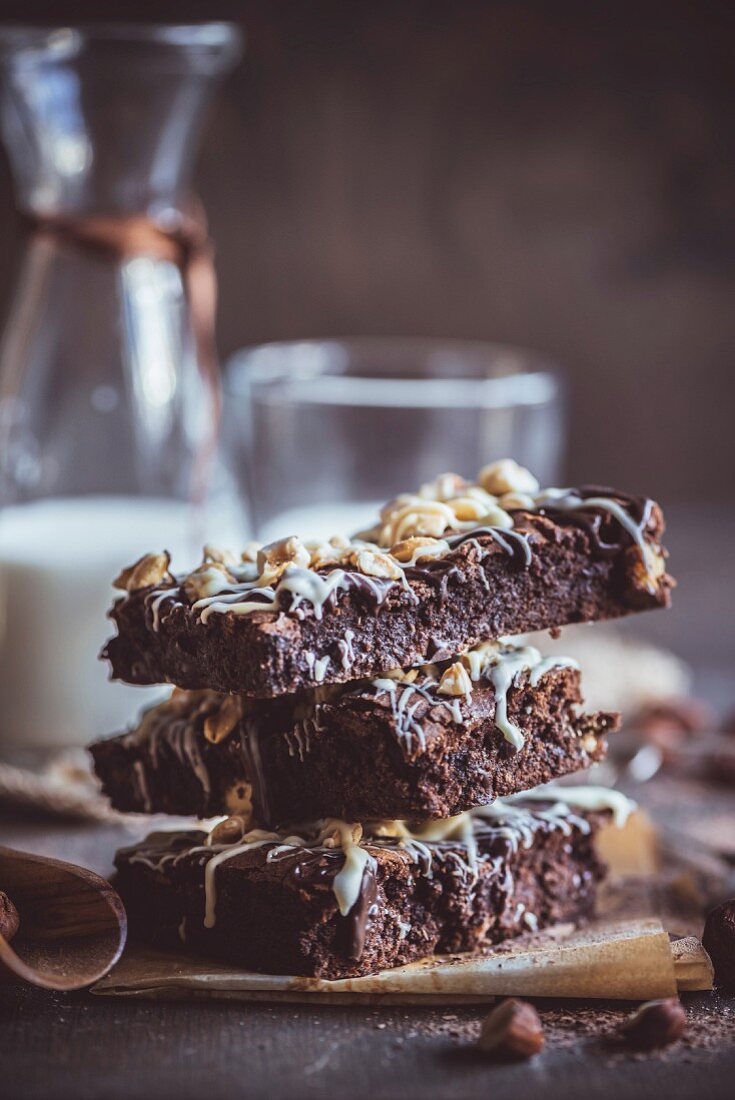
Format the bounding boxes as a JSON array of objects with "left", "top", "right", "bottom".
[
  {"left": 304, "top": 651, "right": 331, "bottom": 683},
  {"left": 128, "top": 785, "right": 634, "bottom": 932},
  {"left": 370, "top": 640, "right": 578, "bottom": 754},
  {"left": 370, "top": 676, "right": 464, "bottom": 754},
  {"left": 124, "top": 691, "right": 217, "bottom": 803},
  {"left": 464, "top": 641, "right": 579, "bottom": 750},
  {"left": 509, "top": 782, "right": 633, "bottom": 828},
  {"left": 534, "top": 489, "right": 657, "bottom": 576}
]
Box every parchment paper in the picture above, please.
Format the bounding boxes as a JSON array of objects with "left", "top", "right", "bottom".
[{"left": 92, "top": 917, "right": 690, "bottom": 1004}]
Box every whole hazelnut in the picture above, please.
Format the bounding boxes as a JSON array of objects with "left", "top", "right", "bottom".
[
  {"left": 705, "top": 750, "right": 735, "bottom": 788},
  {"left": 702, "top": 899, "right": 735, "bottom": 988},
  {"left": 634, "top": 696, "right": 713, "bottom": 736},
  {"left": 0, "top": 891, "right": 20, "bottom": 942},
  {"left": 720, "top": 707, "right": 735, "bottom": 738},
  {"left": 618, "top": 998, "right": 686, "bottom": 1049},
  {"left": 630, "top": 696, "right": 714, "bottom": 762},
  {"left": 477, "top": 998, "right": 545, "bottom": 1059}
]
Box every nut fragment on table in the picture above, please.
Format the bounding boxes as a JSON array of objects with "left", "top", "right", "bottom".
[
  {"left": 628, "top": 695, "right": 715, "bottom": 762},
  {"left": 702, "top": 898, "right": 735, "bottom": 988},
  {"left": 618, "top": 998, "right": 686, "bottom": 1048},
  {"left": 0, "top": 891, "right": 20, "bottom": 942},
  {"left": 477, "top": 998, "right": 545, "bottom": 1059}
]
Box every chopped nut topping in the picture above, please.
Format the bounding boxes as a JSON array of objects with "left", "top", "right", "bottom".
[
  {"left": 450, "top": 489, "right": 500, "bottom": 521},
  {"left": 241, "top": 541, "right": 262, "bottom": 564},
  {"left": 437, "top": 661, "right": 473, "bottom": 697},
  {"left": 371, "top": 481, "right": 514, "bottom": 547},
  {"left": 390, "top": 536, "right": 445, "bottom": 563},
  {"left": 257, "top": 536, "right": 311, "bottom": 582},
  {"left": 209, "top": 812, "right": 254, "bottom": 846},
  {"left": 498, "top": 491, "right": 537, "bottom": 511},
  {"left": 224, "top": 781, "right": 254, "bottom": 815},
  {"left": 113, "top": 551, "right": 172, "bottom": 592},
  {"left": 378, "top": 498, "right": 459, "bottom": 544},
  {"left": 478, "top": 459, "right": 540, "bottom": 496},
  {"left": 323, "top": 822, "right": 363, "bottom": 849},
  {"left": 345, "top": 547, "right": 404, "bottom": 580},
  {"left": 202, "top": 544, "right": 237, "bottom": 565},
  {"left": 383, "top": 667, "right": 419, "bottom": 684},
  {"left": 306, "top": 535, "right": 351, "bottom": 570},
  {"left": 418, "top": 472, "right": 467, "bottom": 501},
  {"left": 182, "top": 561, "right": 235, "bottom": 603},
  {"left": 203, "top": 695, "right": 243, "bottom": 744},
  {"left": 631, "top": 545, "right": 666, "bottom": 594}
]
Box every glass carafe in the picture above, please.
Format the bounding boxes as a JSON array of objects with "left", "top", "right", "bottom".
[{"left": 0, "top": 24, "right": 242, "bottom": 757}]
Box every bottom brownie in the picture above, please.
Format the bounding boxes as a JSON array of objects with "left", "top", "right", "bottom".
[{"left": 113, "top": 786, "right": 630, "bottom": 979}]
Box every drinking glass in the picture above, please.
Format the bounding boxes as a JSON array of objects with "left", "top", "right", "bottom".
[{"left": 225, "top": 337, "right": 565, "bottom": 542}]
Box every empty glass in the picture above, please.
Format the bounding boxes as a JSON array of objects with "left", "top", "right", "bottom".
[{"left": 225, "top": 337, "right": 565, "bottom": 542}]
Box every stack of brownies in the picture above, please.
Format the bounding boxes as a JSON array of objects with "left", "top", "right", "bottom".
[{"left": 92, "top": 459, "right": 673, "bottom": 979}]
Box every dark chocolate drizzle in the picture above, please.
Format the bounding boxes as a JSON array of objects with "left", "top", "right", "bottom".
[
  {"left": 534, "top": 487, "right": 653, "bottom": 561},
  {"left": 239, "top": 719, "right": 272, "bottom": 825},
  {"left": 403, "top": 525, "right": 533, "bottom": 601},
  {"left": 346, "top": 861, "right": 379, "bottom": 962},
  {"left": 446, "top": 525, "right": 534, "bottom": 566}
]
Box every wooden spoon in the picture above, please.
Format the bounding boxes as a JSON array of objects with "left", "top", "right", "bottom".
[{"left": 0, "top": 845, "right": 127, "bottom": 991}]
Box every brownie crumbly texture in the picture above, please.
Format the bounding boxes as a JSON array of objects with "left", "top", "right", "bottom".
[
  {"left": 91, "top": 652, "right": 617, "bottom": 823},
  {"left": 113, "top": 797, "right": 610, "bottom": 979},
  {"left": 102, "top": 485, "right": 672, "bottom": 698}
]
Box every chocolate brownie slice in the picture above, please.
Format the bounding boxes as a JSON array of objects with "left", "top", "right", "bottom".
[
  {"left": 102, "top": 484, "right": 672, "bottom": 698},
  {"left": 91, "top": 644, "right": 617, "bottom": 823},
  {"left": 113, "top": 789, "right": 625, "bottom": 979}
]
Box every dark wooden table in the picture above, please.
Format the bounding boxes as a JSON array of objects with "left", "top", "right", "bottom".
[
  {"left": 2, "top": 507, "right": 735, "bottom": 1099},
  {"left": 3, "top": 793, "right": 734, "bottom": 1098}
]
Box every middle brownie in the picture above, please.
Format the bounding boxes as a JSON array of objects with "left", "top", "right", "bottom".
[{"left": 91, "top": 641, "right": 618, "bottom": 824}]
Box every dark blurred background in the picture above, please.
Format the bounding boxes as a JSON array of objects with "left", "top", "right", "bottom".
[{"left": 0, "top": 0, "right": 733, "bottom": 504}]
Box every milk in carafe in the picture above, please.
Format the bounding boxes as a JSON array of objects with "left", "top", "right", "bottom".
[{"left": 0, "top": 496, "right": 202, "bottom": 752}]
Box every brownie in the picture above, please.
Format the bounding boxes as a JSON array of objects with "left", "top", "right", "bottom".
[
  {"left": 102, "top": 490, "right": 672, "bottom": 698},
  {"left": 113, "top": 797, "right": 611, "bottom": 979},
  {"left": 91, "top": 653, "right": 617, "bottom": 823}
]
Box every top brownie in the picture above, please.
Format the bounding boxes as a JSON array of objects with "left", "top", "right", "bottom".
[{"left": 102, "top": 461, "right": 673, "bottom": 698}]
